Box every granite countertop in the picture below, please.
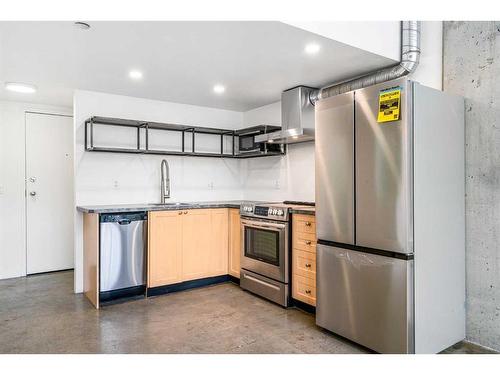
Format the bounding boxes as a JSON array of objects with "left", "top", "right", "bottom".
[
  {"left": 77, "top": 200, "right": 315, "bottom": 215},
  {"left": 76, "top": 200, "right": 247, "bottom": 214}
]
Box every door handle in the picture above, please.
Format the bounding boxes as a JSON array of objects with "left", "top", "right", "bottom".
[
  {"left": 241, "top": 221, "right": 286, "bottom": 230},
  {"left": 29, "top": 191, "right": 36, "bottom": 196},
  {"left": 305, "top": 240, "right": 312, "bottom": 245},
  {"left": 305, "top": 263, "right": 312, "bottom": 268}
]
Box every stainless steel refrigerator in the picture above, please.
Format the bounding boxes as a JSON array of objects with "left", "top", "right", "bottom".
[{"left": 315, "top": 78, "right": 465, "bottom": 354}]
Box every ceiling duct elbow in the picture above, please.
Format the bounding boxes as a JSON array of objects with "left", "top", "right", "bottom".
[{"left": 310, "top": 21, "right": 421, "bottom": 103}]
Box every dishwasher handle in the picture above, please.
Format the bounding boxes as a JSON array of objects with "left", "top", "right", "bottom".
[{"left": 118, "top": 219, "right": 131, "bottom": 225}]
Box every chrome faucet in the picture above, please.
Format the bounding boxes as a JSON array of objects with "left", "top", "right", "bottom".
[{"left": 160, "top": 159, "right": 170, "bottom": 203}]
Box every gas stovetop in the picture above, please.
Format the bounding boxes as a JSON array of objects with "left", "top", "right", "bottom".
[{"left": 282, "top": 200, "right": 315, "bottom": 207}]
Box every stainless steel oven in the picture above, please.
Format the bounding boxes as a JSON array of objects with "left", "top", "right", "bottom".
[
  {"left": 241, "top": 217, "right": 288, "bottom": 282},
  {"left": 240, "top": 203, "right": 290, "bottom": 306}
]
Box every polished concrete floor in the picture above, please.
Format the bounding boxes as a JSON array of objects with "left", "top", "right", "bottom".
[{"left": 0, "top": 271, "right": 493, "bottom": 354}]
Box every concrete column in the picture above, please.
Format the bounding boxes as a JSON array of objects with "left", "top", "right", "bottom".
[{"left": 443, "top": 21, "right": 500, "bottom": 351}]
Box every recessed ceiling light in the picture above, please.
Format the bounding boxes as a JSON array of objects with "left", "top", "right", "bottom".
[
  {"left": 74, "top": 22, "right": 91, "bottom": 30},
  {"left": 268, "top": 140, "right": 274, "bottom": 143},
  {"left": 305, "top": 43, "right": 321, "bottom": 55},
  {"left": 213, "top": 84, "right": 225, "bottom": 94},
  {"left": 129, "top": 70, "right": 143, "bottom": 80},
  {"left": 4, "top": 82, "right": 37, "bottom": 94}
]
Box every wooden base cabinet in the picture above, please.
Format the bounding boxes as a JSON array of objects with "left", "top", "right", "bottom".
[
  {"left": 228, "top": 208, "right": 241, "bottom": 278},
  {"left": 148, "top": 210, "right": 183, "bottom": 288},
  {"left": 292, "top": 213, "right": 317, "bottom": 307},
  {"left": 148, "top": 208, "right": 230, "bottom": 288},
  {"left": 210, "top": 209, "right": 229, "bottom": 277},
  {"left": 181, "top": 209, "right": 212, "bottom": 281}
]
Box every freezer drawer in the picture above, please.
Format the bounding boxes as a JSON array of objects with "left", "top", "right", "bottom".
[{"left": 316, "top": 244, "right": 414, "bottom": 353}]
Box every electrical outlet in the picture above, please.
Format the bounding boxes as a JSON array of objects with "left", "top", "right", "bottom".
[
  {"left": 113, "top": 180, "right": 119, "bottom": 189},
  {"left": 208, "top": 182, "right": 214, "bottom": 190},
  {"left": 274, "top": 180, "right": 280, "bottom": 189}
]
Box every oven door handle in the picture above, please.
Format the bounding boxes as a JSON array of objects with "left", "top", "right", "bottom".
[{"left": 241, "top": 220, "right": 286, "bottom": 231}]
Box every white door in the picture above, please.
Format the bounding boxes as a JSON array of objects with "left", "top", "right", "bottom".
[{"left": 25, "top": 112, "right": 74, "bottom": 274}]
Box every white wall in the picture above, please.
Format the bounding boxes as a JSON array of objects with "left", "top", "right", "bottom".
[
  {"left": 241, "top": 102, "right": 315, "bottom": 202},
  {"left": 411, "top": 21, "right": 443, "bottom": 90},
  {"left": 0, "top": 101, "right": 72, "bottom": 280},
  {"left": 285, "top": 21, "right": 401, "bottom": 61},
  {"left": 73, "top": 90, "right": 244, "bottom": 292}
]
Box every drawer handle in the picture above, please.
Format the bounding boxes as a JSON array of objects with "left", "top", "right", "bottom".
[
  {"left": 305, "top": 240, "right": 312, "bottom": 245},
  {"left": 244, "top": 274, "right": 280, "bottom": 291},
  {"left": 178, "top": 212, "right": 183, "bottom": 215},
  {"left": 305, "top": 290, "right": 312, "bottom": 294},
  {"left": 183, "top": 211, "right": 188, "bottom": 214},
  {"left": 305, "top": 263, "right": 312, "bottom": 268},
  {"left": 305, "top": 222, "right": 312, "bottom": 227}
]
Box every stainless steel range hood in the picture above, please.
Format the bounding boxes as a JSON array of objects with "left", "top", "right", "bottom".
[{"left": 255, "top": 86, "right": 316, "bottom": 144}]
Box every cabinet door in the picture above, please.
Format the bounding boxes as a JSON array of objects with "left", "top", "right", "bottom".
[
  {"left": 209, "top": 209, "right": 229, "bottom": 276},
  {"left": 148, "top": 210, "right": 183, "bottom": 288},
  {"left": 228, "top": 209, "right": 241, "bottom": 278},
  {"left": 182, "top": 209, "right": 212, "bottom": 281}
]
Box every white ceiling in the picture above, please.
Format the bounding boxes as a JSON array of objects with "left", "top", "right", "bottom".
[{"left": 0, "top": 21, "right": 397, "bottom": 111}]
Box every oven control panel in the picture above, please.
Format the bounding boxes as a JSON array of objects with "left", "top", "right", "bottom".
[
  {"left": 254, "top": 206, "right": 269, "bottom": 216},
  {"left": 241, "top": 203, "right": 255, "bottom": 214},
  {"left": 240, "top": 203, "right": 288, "bottom": 221}
]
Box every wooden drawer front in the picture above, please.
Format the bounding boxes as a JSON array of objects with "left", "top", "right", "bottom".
[
  {"left": 293, "top": 274, "right": 316, "bottom": 306},
  {"left": 293, "top": 249, "right": 316, "bottom": 280},
  {"left": 293, "top": 215, "right": 316, "bottom": 234},
  {"left": 293, "top": 231, "right": 317, "bottom": 253}
]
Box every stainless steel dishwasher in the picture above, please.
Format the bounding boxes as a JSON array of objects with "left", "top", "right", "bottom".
[{"left": 100, "top": 212, "right": 147, "bottom": 301}]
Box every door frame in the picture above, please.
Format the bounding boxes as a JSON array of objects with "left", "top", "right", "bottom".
[{"left": 24, "top": 111, "right": 74, "bottom": 275}]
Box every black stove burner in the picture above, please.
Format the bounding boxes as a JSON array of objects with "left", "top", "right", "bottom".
[{"left": 283, "top": 200, "right": 315, "bottom": 207}]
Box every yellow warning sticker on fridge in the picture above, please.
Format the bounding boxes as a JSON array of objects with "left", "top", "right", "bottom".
[{"left": 377, "top": 87, "right": 401, "bottom": 123}]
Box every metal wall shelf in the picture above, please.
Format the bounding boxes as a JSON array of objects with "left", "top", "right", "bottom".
[{"left": 84, "top": 116, "right": 285, "bottom": 159}]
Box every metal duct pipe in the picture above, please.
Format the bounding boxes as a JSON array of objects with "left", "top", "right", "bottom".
[{"left": 310, "top": 21, "right": 421, "bottom": 104}]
